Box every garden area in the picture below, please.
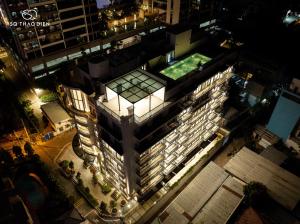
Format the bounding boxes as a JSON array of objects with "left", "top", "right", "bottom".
[{"left": 57, "top": 146, "right": 128, "bottom": 217}]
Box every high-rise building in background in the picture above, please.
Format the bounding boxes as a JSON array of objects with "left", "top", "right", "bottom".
[
  {"left": 0, "top": 0, "right": 100, "bottom": 78},
  {"left": 141, "top": 0, "right": 215, "bottom": 25},
  {"left": 0, "top": 0, "right": 164, "bottom": 79},
  {"left": 61, "top": 27, "right": 236, "bottom": 198}
]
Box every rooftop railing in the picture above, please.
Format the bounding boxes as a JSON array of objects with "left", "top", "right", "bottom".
[{"left": 97, "top": 99, "right": 169, "bottom": 124}]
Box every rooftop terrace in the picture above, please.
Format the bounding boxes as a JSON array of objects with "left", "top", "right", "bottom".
[
  {"left": 106, "top": 69, "right": 165, "bottom": 103},
  {"left": 160, "top": 53, "right": 212, "bottom": 80},
  {"left": 99, "top": 69, "right": 167, "bottom": 123}
]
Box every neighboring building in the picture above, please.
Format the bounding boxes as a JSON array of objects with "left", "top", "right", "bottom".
[
  {"left": 0, "top": 0, "right": 163, "bottom": 79},
  {"left": 61, "top": 26, "right": 236, "bottom": 198},
  {"left": 158, "top": 162, "right": 244, "bottom": 224},
  {"left": 0, "top": 0, "right": 100, "bottom": 78},
  {"left": 267, "top": 79, "right": 300, "bottom": 152},
  {"left": 41, "top": 101, "right": 73, "bottom": 135},
  {"left": 225, "top": 147, "right": 300, "bottom": 211},
  {"left": 141, "top": 0, "right": 215, "bottom": 25},
  {"left": 246, "top": 81, "right": 267, "bottom": 106}
]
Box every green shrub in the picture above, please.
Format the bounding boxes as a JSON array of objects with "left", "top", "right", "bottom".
[
  {"left": 101, "top": 183, "right": 112, "bottom": 195},
  {"left": 40, "top": 92, "right": 58, "bottom": 103},
  {"left": 100, "top": 201, "right": 108, "bottom": 214},
  {"left": 59, "top": 160, "right": 69, "bottom": 170},
  {"left": 110, "top": 200, "right": 116, "bottom": 208}
]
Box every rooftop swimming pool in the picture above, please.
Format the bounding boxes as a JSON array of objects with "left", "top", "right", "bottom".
[{"left": 160, "top": 53, "right": 211, "bottom": 80}]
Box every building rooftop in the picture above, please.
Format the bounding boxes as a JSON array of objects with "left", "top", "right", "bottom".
[
  {"left": 224, "top": 147, "right": 300, "bottom": 211},
  {"left": 260, "top": 146, "right": 287, "bottom": 165},
  {"left": 160, "top": 53, "right": 212, "bottom": 80},
  {"left": 267, "top": 90, "right": 300, "bottom": 140},
  {"left": 106, "top": 69, "right": 165, "bottom": 104},
  {"left": 41, "top": 102, "right": 71, "bottom": 124},
  {"left": 159, "top": 162, "right": 244, "bottom": 224}
]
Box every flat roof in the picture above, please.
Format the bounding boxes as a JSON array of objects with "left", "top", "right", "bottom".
[
  {"left": 224, "top": 147, "right": 300, "bottom": 211},
  {"left": 106, "top": 69, "right": 165, "bottom": 104},
  {"left": 41, "top": 102, "right": 71, "bottom": 124},
  {"left": 260, "top": 146, "right": 287, "bottom": 165},
  {"left": 159, "top": 162, "right": 244, "bottom": 224},
  {"left": 267, "top": 90, "right": 300, "bottom": 140},
  {"left": 160, "top": 53, "right": 212, "bottom": 80},
  {"left": 192, "top": 176, "right": 244, "bottom": 224}
]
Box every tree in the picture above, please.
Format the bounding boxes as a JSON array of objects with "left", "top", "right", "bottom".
[
  {"left": 69, "top": 160, "right": 74, "bottom": 169},
  {"left": 120, "top": 200, "right": 126, "bottom": 207},
  {"left": 112, "top": 208, "right": 117, "bottom": 216},
  {"left": 24, "top": 142, "right": 34, "bottom": 157},
  {"left": 101, "top": 183, "right": 111, "bottom": 195},
  {"left": 77, "top": 178, "right": 83, "bottom": 186},
  {"left": 0, "top": 59, "right": 6, "bottom": 71},
  {"left": 99, "top": 201, "right": 108, "bottom": 214},
  {"left": 59, "top": 160, "right": 69, "bottom": 170},
  {"left": 0, "top": 148, "right": 13, "bottom": 165},
  {"left": 243, "top": 181, "right": 268, "bottom": 208},
  {"left": 12, "top": 145, "right": 23, "bottom": 160},
  {"left": 110, "top": 199, "right": 116, "bottom": 209},
  {"left": 92, "top": 173, "right": 98, "bottom": 184}
]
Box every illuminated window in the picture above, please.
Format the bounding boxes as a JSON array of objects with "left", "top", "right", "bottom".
[{"left": 70, "top": 89, "right": 90, "bottom": 112}]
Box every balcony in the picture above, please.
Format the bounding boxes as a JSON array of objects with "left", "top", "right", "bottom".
[
  {"left": 139, "top": 143, "right": 165, "bottom": 163},
  {"left": 139, "top": 155, "right": 163, "bottom": 176}
]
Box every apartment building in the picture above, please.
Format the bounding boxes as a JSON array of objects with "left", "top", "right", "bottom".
[
  {"left": 0, "top": 0, "right": 102, "bottom": 77},
  {"left": 61, "top": 27, "right": 236, "bottom": 198},
  {"left": 0, "top": 0, "right": 164, "bottom": 79},
  {"left": 267, "top": 78, "right": 300, "bottom": 153},
  {"left": 141, "top": 0, "right": 215, "bottom": 25}
]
